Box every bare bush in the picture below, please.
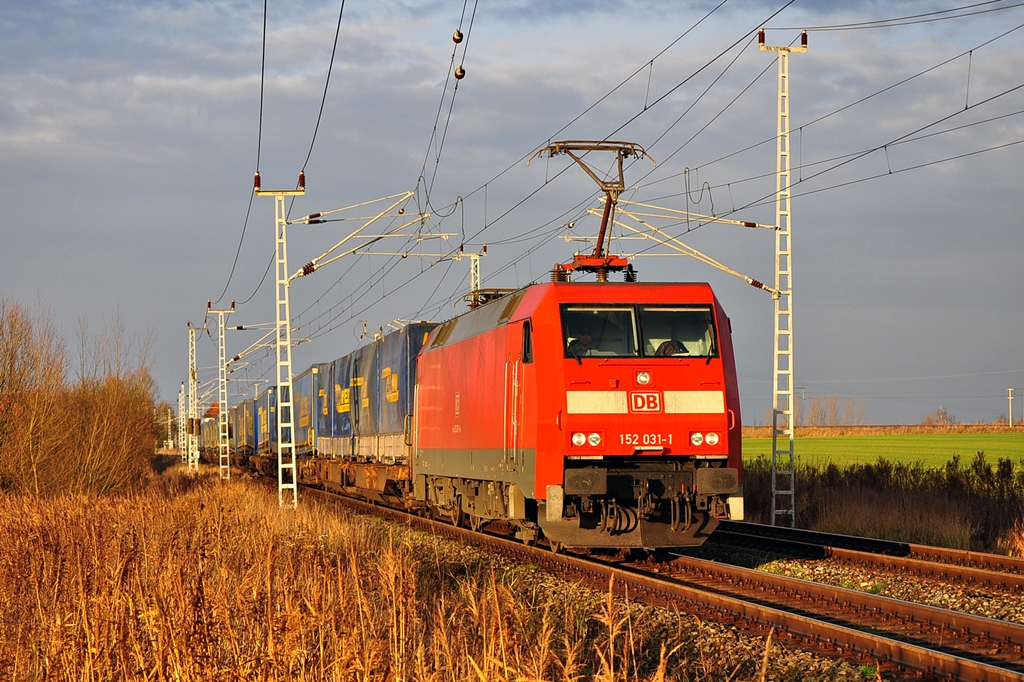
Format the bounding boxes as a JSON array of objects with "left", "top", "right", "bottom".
[{"left": 0, "top": 299, "right": 158, "bottom": 496}]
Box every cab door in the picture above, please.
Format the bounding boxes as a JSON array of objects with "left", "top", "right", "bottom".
[{"left": 504, "top": 320, "right": 534, "bottom": 473}]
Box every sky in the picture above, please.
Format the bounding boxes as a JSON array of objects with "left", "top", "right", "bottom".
[{"left": 2, "top": 0, "right": 1023, "bottom": 426}]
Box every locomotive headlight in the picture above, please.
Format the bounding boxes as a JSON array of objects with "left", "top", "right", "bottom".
[
  {"left": 705, "top": 432, "right": 720, "bottom": 446},
  {"left": 690, "top": 432, "right": 704, "bottom": 446},
  {"left": 588, "top": 432, "right": 602, "bottom": 446},
  {"left": 636, "top": 371, "right": 651, "bottom": 385},
  {"left": 572, "top": 432, "right": 587, "bottom": 447}
]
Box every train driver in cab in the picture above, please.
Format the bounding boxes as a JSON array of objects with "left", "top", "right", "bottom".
[
  {"left": 567, "top": 327, "right": 597, "bottom": 357},
  {"left": 655, "top": 339, "right": 688, "bottom": 356}
]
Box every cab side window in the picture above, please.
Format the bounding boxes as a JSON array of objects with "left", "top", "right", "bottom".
[{"left": 522, "top": 320, "right": 533, "bottom": 363}]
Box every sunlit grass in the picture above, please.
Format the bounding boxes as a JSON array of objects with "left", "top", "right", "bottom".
[
  {"left": 0, "top": 469, "right": 834, "bottom": 681},
  {"left": 744, "top": 433, "right": 1024, "bottom": 468}
]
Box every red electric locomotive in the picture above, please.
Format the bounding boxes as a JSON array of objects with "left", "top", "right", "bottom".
[{"left": 412, "top": 280, "right": 742, "bottom": 549}]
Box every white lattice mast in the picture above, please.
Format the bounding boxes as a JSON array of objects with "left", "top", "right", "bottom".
[
  {"left": 177, "top": 382, "right": 186, "bottom": 460},
  {"left": 187, "top": 322, "right": 200, "bottom": 474},
  {"left": 761, "top": 29, "right": 806, "bottom": 528},
  {"left": 209, "top": 300, "right": 235, "bottom": 481},
  {"left": 255, "top": 171, "right": 305, "bottom": 509}
]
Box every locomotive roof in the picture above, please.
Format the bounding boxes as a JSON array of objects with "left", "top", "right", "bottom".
[{"left": 424, "top": 280, "right": 718, "bottom": 352}]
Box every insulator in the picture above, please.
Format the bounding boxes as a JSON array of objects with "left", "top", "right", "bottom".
[
  {"left": 624, "top": 265, "right": 637, "bottom": 282},
  {"left": 758, "top": 29, "right": 765, "bottom": 45},
  {"left": 742, "top": 221, "right": 756, "bottom": 228},
  {"left": 453, "top": 29, "right": 463, "bottom": 44},
  {"left": 233, "top": 355, "right": 241, "bottom": 362},
  {"left": 253, "top": 172, "right": 261, "bottom": 190},
  {"left": 551, "top": 264, "right": 568, "bottom": 283},
  {"left": 801, "top": 30, "right": 807, "bottom": 47},
  {"left": 235, "top": 325, "right": 245, "bottom": 330},
  {"left": 750, "top": 278, "right": 765, "bottom": 290},
  {"left": 482, "top": 244, "right": 487, "bottom": 254},
  {"left": 459, "top": 243, "right": 464, "bottom": 253},
  {"left": 596, "top": 267, "right": 609, "bottom": 283},
  {"left": 207, "top": 300, "right": 211, "bottom": 309},
  {"left": 398, "top": 207, "right": 404, "bottom": 214},
  {"left": 302, "top": 262, "right": 315, "bottom": 276},
  {"left": 455, "top": 65, "right": 466, "bottom": 80},
  {"left": 308, "top": 212, "right": 321, "bottom": 220},
  {"left": 298, "top": 170, "right": 305, "bottom": 189},
  {"left": 231, "top": 300, "right": 235, "bottom": 310}
]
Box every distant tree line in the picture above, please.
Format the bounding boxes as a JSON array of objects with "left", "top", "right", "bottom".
[{"left": 764, "top": 393, "right": 868, "bottom": 427}]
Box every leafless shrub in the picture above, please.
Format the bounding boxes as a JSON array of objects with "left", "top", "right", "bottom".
[{"left": 0, "top": 298, "right": 158, "bottom": 496}]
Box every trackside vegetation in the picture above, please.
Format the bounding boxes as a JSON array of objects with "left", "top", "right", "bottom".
[
  {"left": 743, "top": 453, "right": 1024, "bottom": 553},
  {"left": 0, "top": 299, "right": 159, "bottom": 496},
  {"left": 0, "top": 471, "right": 868, "bottom": 681}
]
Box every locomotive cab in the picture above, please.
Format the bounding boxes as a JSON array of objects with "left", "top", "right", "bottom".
[
  {"left": 414, "top": 280, "right": 743, "bottom": 549},
  {"left": 537, "top": 284, "right": 742, "bottom": 548}
]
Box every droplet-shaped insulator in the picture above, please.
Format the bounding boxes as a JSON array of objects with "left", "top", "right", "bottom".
[
  {"left": 455, "top": 65, "right": 466, "bottom": 79},
  {"left": 453, "top": 29, "right": 463, "bottom": 44}
]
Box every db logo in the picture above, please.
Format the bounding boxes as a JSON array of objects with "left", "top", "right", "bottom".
[{"left": 629, "top": 392, "right": 662, "bottom": 413}]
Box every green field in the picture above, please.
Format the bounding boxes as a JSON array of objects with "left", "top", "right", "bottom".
[{"left": 742, "top": 433, "right": 1024, "bottom": 468}]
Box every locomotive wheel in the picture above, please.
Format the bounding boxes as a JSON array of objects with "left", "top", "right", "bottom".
[
  {"left": 469, "top": 514, "right": 483, "bottom": 532},
  {"left": 549, "top": 540, "right": 563, "bottom": 555},
  {"left": 452, "top": 504, "right": 465, "bottom": 528}
]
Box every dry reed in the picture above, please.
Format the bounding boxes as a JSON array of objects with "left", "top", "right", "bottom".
[{"left": 0, "top": 470, "right": 861, "bottom": 681}]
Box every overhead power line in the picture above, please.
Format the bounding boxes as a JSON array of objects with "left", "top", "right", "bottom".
[{"left": 772, "top": 0, "right": 1024, "bottom": 32}]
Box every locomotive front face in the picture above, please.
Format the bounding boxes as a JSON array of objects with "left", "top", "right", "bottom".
[{"left": 538, "top": 283, "right": 743, "bottom": 548}]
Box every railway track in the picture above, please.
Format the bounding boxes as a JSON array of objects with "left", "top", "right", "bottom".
[
  {"left": 713, "top": 520, "right": 1024, "bottom": 590},
  {"left": 301, "top": 485, "right": 1024, "bottom": 681}
]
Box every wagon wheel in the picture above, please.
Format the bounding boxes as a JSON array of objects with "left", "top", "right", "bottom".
[
  {"left": 549, "top": 540, "right": 563, "bottom": 555},
  {"left": 452, "top": 503, "right": 466, "bottom": 528},
  {"left": 469, "top": 514, "right": 484, "bottom": 532}
]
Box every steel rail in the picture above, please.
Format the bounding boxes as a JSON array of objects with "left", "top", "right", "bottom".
[
  {"left": 301, "top": 486, "right": 1024, "bottom": 682},
  {"left": 716, "top": 520, "right": 1024, "bottom": 588}
]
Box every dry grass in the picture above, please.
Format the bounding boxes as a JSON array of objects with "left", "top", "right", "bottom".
[
  {"left": 0, "top": 469, "right": 864, "bottom": 681},
  {"left": 999, "top": 520, "right": 1024, "bottom": 557}
]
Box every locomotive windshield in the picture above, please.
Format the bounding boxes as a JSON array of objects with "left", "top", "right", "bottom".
[
  {"left": 638, "top": 306, "right": 717, "bottom": 358},
  {"left": 562, "top": 306, "right": 639, "bottom": 358},
  {"left": 562, "top": 304, "right": 717, "bottom": 359}
]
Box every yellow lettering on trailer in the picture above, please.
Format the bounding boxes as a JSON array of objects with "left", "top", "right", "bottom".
[
  {"left": 382, "top": 367, "right": 400, "bottom": 403},
  {"left": 335, "top": 386, "right": 350, "bottom": 414}
]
